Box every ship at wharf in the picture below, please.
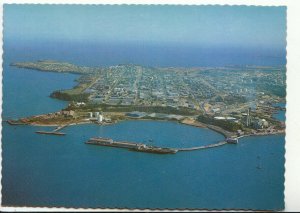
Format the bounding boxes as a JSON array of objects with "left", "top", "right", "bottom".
[{"left": 86, "top": 137, "right": 178, "bottom": 154}]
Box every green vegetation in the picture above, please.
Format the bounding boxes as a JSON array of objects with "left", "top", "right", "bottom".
[
  {"left": 223, "top": 95, "right": 247, "bottom": 104},
  {"left": 50, "top": 90, "right": 90, "bottom": 102},
  {"left": 211, "top": 95, "right": 247, "bottom": 104},
  {"left": 49, "top": 74, "right": 97, "bottom": 102},
  {"left": 258, "top": 84, "right": 286, "bottom": 97},
  {"left": 197, "top": 114, "right": 243, "bottom": 132},
  {"left": 67, "top": 103, "right": 199, "bottom": 116},
  {"left": 101, "top": 104, "right": 199, "bottom": 115},
  {"left": 11, "top": 60, "right": 101, "bottom": 74}
]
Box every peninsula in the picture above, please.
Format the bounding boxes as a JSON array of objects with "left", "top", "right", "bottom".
[{"left": 9, "top": 60, "right": 286, "bottom": 138}]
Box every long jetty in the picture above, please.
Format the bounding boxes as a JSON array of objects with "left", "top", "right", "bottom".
[
  {"left": 53, "top": 124, "right": 69, "bottom": 132},
  {"left": 35, "top": 124, "right": 69, "bottom": 136},
  {"left": 35, "top": 131, "right": 66, "bottom": 136},
  {"left": 177, "top": 141, "right": 227, "bottom": 152},
  {"left": 87, "top": 137, "right": 233, "bottom": 154}
]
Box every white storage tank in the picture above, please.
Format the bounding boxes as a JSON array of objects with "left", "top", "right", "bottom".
[{"left": 98, "top": 114, "right": 103, "bottom": 122}]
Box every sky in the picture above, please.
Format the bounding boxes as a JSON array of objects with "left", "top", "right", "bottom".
[{"left": 4, "top": 5, "right": 286, "bottom": 50}]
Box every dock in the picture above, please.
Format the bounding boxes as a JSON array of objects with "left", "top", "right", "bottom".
[
  {"left": 86, "top": 137, "right": 177, "bottom": 154},
  {"left": 53, "top": 124, "right": 69, "bottom": 132},
  {"left": 35, "top": 131, "right": 66, "bottom": 136},
  {"left": 35, "top": 124, "right": 68, "bottom": 136},
  {"left": 86, "top": 137, "right": 237, "bottom": 154}
]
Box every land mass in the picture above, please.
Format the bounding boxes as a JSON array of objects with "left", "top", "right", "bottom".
[{"left": 9, "top": 60, "right": 286, "bottom": 138}]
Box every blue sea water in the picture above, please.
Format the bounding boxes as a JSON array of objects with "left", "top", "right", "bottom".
[
  {"left": 1, "top": 41, "right": 285, "bottom": 210},
  {"left": 272, "top": 103, "right": 286, "bottom": 122},
  {"left": 4, "top": 40, "right": 286, "bottom": 67}
]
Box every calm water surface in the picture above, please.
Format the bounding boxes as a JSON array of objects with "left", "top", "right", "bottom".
[
  {"left": 272, "top": 102, "right": 286, "bottom": 122},
  {"left": 1, "top": 43, "right": 285, "bottom": 210}
]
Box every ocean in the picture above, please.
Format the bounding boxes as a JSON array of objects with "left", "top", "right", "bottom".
[
  {"left": 1, "top": 41, "right": 285, "bottom": 210},
  {"left": 273, "top": 102, "right": 286, "bottom": 122}
]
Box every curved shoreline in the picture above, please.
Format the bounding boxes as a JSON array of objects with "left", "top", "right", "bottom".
[{"left": 7, "top": 117, "right": 285, "bottom": 141}]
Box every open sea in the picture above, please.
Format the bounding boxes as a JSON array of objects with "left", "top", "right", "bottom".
[{"left": 1, "top": 41, "right": 285, "bottom": 210}]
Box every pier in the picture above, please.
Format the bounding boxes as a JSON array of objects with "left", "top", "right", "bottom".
[
  {"left": 53, "top": 124, "right": 69, "bottom": 132},
  {"left": 87, "top": 137, "right": 235, "bottom": 154},
  {"left": 35, "top": 131, "right": 66, "bottom": 136},
  {"left": 86, "top": 137, "right": 177, "bottom": 154},
  {"left": 35, "top": 124, "right": 69, "bottom": 136},
  {"left": 177, "top": 141, "right": 227, "bottom": 151}
]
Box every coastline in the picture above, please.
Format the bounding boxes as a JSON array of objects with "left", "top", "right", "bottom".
[
  {"left": 7, "top": 116, "right": 285, "bottom": 140},
  {"left": 7, "top": 60, "right": 286, "bottom": 142}
]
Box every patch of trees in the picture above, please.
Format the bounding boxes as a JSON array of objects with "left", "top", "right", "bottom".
[
  {"left": 210, "top": 95, "right": 247, "bottom": 105},
  {"left": 50, "top": 90, "right": 90, "bottom": 102},
  {"left": 103, "top": 105, "right": 198, "bottom": 115},
  {"left": 258, "top": 84, "right": 286, "bottom": 97},
  {"left": 223, "top": 95, "right": 247, "bottom": 104}
]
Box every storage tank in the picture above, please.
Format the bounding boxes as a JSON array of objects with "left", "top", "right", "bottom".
[{"left": 98, "top": 114, "right": 103, "bottom": 122}]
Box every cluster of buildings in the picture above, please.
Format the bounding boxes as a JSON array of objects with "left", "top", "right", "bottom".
[
  {"left": 88, "top": 111, "right": 104, "bottom": 123},
  {"left": 80, "top": 65, "right": 285, "bottom": 118},
  {"left": 65, "top": 65, "right": 285, "bottom": 135}
]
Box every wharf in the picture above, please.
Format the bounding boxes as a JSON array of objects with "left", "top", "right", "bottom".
[
  {"left": 86, "top": 137, "right": 235, "bottom": 154},
  {"left": 35, "top": 124, "right": 68, "bottom": 136},
  {"left": 7, "top": 120, "right": 27, "bottom": 125},
  {"left": 177, "top": 141, "right": 227, "bottom": 151},
  {"left": 53, "top": 124, "right": 69, "bottom": 132},
  {"left": 86, "top": 137, "right": 177, "bottom": 154},
  {"left": 35, "top": 131, "right": 66, "bottom": 136}
]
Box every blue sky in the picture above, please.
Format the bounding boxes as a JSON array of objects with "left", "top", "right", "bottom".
[{"left": 4, "top": 5, "right": 286, "bottom": 49}]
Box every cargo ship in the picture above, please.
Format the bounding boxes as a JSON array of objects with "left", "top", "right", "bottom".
[
  {"left": 86, "top": 137, "right": 177, "bottom": 154},
  {"left": 130, "top": 144, "right": 178, "bottom": 154}
]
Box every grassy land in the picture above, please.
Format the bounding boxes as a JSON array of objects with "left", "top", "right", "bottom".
[
  {"left": 67, "top": 103, "right": 200, "bottom": 116},
  {"left": 50, "top": 76, "right": 98, "bottom": 101},
  {"left": 11, "top": 60, "right": 102, "bottom": 74}
]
